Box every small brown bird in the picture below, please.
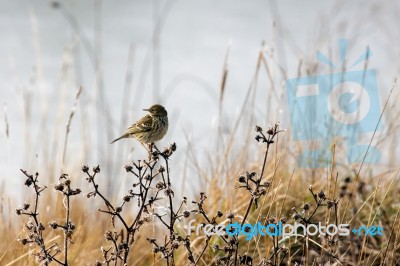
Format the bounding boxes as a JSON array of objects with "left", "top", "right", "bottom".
[{"left": 111, "top": 104, "right": 168, "bottom": 144}]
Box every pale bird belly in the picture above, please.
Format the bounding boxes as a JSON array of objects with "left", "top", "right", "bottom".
[
  {"left": 148, "top": 123, "right": 168, "bottom": 142},
  {"left": 139, "top": 117, "right": 168, "bottom": 143}
]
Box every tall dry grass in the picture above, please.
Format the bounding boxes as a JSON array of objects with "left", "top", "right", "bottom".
[
  {"left": 4, "top": 65, "right": 400, "bottom": 265},
  {"left": 2, "top": 1, "right": 400, "bottom": 265}
]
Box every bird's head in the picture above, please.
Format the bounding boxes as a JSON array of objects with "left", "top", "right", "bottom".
[{"left": 143, "top": 104, "right": 168, "bottom": 116}]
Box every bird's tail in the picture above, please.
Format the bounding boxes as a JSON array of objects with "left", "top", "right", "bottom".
[{"left": 111, "top": 135, "right": 125, "bottom": 144}]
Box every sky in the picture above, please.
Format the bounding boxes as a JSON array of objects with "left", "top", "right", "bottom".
[{"left": 1, "top": 0, "right": 399, "bottom": 195}]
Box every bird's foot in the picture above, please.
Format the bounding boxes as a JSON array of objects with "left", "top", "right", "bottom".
[
  {"left": 149, "top": 143, "right": 154, "bottom": 153},
  {"left": 147, "top": 143, "right": 156, "bottom": 161},
  {"left": 142, "top": 143, "right": 161, "bottom": 161}
]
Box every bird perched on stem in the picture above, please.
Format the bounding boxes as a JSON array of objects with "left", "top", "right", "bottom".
[{"left": 111, "top": 104, "right": 168, "bottom": 146}]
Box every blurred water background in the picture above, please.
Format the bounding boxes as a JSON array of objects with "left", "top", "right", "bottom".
[{"left": 1, "top": 0, "right": 399, "bottom": 197}]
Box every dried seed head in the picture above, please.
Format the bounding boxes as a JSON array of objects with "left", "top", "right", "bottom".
[
  {"left": 81, "top": 165, "right": 89, "bottom": 173},
  {"left": 49, "top": 221, "right": 58, "bottom": 229},
  {"left": 156, "top": 182, "right": 165, "bottom": 190},
  {"left": 70, "top": 223, "right": 76, "bottom": 231},
  {"left": 170, "top": 143, "right": 177, "bottom": 151},
  {"left": 118, "top": 243, "right": 128, "bottom": 250},
  {"left": 93, "top": 165, "right": 101, "bottom": 173},
  {"left": 125, "top": 165, "right": 133, "bottom": 172},
  {"left": 262, "top": 181, "right": 271, "bottom": 188},
  {"left": 318, "top": 191, "right": 326, "bottom": 200},
  {"left": 183, "top": 211, "right": 190, "bottom": 218},
  {"left": 104, "top": 231, "right": 113, "bottom": 241},
  {"left": 171, "top": 241, "right": 179, "bottom": 249},
  {"left": 24, "top": 178, "right": 33, "bottom": 187},
  {"left": 38, "top": 223, "right": 45, "bottom": 231},
  {"left": 54, "top": 183, "right": 64, "bottom": 192},
  {"left": 238, "top": 175, "right": 246, "bottom": 183},
  {"left": 164, "top": 188, "right": 174, "bottom": 197}
]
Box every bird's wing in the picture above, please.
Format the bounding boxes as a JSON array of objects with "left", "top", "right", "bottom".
[{"left": 123, "top": 114, "right": 152, "bottom": 135}]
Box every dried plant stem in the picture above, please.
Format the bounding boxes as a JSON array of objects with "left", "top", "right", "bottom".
[
  {"left": 233, "top": 124, "right": 283, "bottom": 265},
  {"left": 83, "top": 143, "right": 178, "bottom": 265},
  {"left": 64, "top": 193, "right": 70, "bottom": 266},
  {"left": 3, "top": 103, "right": 9, "bottom": 138},
  {"left": 342, "top": 78, "right": 396, "bottom": 223},
  {"left": 62, "top": 86, "right": 82, "bottom": 168},
  {"left": 17, "top": 170, "right": 81, "bottom": 265}
]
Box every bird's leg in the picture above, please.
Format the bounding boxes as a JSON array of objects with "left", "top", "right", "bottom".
[
  {"left": 140, "top": 143, "right": 152, "bottom": 160},
  {"left": 141, "top": 143, "right": 159, "bottom": 161},
  {"left": 145, "top": 143, "right": 154, "bottom": 161},
  {"left": 149, "top": 143, "right": 154, "bottom": 154}
]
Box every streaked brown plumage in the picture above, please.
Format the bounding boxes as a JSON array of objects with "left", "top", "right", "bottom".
[{"left": 111, "top": 104, "right": 168, "bottom": 144}]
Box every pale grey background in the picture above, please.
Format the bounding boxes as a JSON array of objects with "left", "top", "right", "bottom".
[{"left": 1, "top": 0, "right": 399, "bottom": 196}]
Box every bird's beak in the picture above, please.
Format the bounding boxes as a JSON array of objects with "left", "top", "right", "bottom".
[{"left": 143, "top": 108, "right": 150, "bottom": 111}]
